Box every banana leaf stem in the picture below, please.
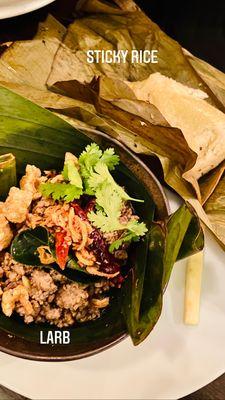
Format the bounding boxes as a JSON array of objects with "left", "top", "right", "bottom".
[{"left": 0, "top": 153, "right": 16, "bottom": 200}]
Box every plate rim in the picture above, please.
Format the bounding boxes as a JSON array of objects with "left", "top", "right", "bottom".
[{"left": 0, "top": 0, "right": 55, "bottom": 19}]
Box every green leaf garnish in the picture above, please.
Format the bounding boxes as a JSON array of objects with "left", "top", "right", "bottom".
[
  {"left": 99, "top": 147, "right": 120, "bottom": 170},
  {"left": 40, "top": 182, "right": 82, "bottom": 202},
  {"left": 88, "top": 162, "right": 143, "bottom": 203},
  {"left": 11, "top": 226, "right": 52, "bottom": 266},
  {"left": 79, "top": 143, "right": 119, "bottom": 194},
  {"left": 109, "top": 232, "right": 139, "bottom": 253}
]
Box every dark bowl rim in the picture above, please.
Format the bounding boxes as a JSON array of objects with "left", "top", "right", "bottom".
[{"left": 0, "top": 128, "right": 170, "bottom": 362}]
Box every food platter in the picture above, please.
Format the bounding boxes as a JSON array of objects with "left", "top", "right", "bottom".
[
  {"left": 0, "top": 0, "right": 54, "bottom": 19},
  {"left": 0, "top": 191, "right": 224, "bottom": 399},
  {"left": 0, "top": 0, "right": 224, "bottom": 396}
]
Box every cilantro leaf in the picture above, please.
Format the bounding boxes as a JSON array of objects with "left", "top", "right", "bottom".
[
  {"left": 79, "top": 143, "right": 102, "bottom": 179},
  {"left": 126, "top": 220, "right": 148, "bottom": 236},
  {"left": 108, "top": 222, "right": 148, "bottom": 253},
  {"left": 78, "top": 143, "right": 119, "bottom": 195},
  {"left": 88, "top": 162, "right": 143, "bottom": 202},
  {"left": 109, "top": 232, "right": 139, "bottom": 253},
  {"left": 88, "top": 183, "right": 123, "bottom": 232},
  {"left": 95, "top": 182, "right": 122, "bottom": 218},
  {"left": 88, "top": 210, "right": 122, "bottom": 232},
  {"left": 100, "top": 148, "right": 119, "bottom": 170},
  {"left": 40, "top": 183, "right": 82, "bottom": 202}
]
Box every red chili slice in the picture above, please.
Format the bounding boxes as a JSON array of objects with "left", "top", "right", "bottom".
[{"left": 55, "top": 230, "right": 69, "bottom": 270}]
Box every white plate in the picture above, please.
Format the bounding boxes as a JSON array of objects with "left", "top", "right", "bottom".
[
  {"left": 0, "top": 0, "right": 54, "bottom": 19},
  {"left": 0, "top": 190, "right": 224, "bottom": 399}
]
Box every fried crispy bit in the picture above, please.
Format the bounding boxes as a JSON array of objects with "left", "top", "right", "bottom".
[
  {"left": 2, "top": 187, "right": 32, "bottom": 223},
  {"left": 1, "top": 284, "right": 33, "bottom": 317},
  {"left": 86, "top": 266, "right": 119, "bottom": 278},
  {"left": 91, "top": 297, "right": 109, "bottom": 308},
  {"left": 37, "top": 246, "right": 55, "bottom": 265},
  {"left": 76, "top": 248, "right": 96, "bottom": 266},
  {"left": 0, "top": 204, "right": 13, "bottom": 251},
  {"left": 20, "top": 165, "right": 42, "bottom": 200}
]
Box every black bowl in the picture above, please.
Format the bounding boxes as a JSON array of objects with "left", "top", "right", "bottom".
[{"left": 0, "top": 129, "right": 169, "bottom": 361}]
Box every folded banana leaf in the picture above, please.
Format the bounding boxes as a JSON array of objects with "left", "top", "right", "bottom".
[
  {"left": 0, "top": 0, "right": 223, "bottom": 248},
  {"left": 50, "top": 78, "right": 225, "bottom": 248},
  {"left": 0, "top": 85, "right": 91, "bottom": 174},
  {"left": 0, "top": 153, "right": 16, "bottom": 200},
  {"left": 122, "top": 204, "right": 204, "bottom": 345},
  {"left": 183, "top": 49, "right": 225, "bottom": 109},
  {"left": 0, "top": 15, "right": 65, "bottom": 90},
  {"left": 47, "top": 0, "right": 224, "bottom": 110},
  {"left": 204, "top": 173, "right": 225, "bottom": 245},
  {"left": 0, "top": 85, "right": 204, "bottom": 346}
]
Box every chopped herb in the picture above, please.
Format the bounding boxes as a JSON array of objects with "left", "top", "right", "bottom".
[
  {"left": 88, "top": 162, "right": 143, "bottom": 203},
  {"left": 79, "top": 143, "right": 119, "bottom": 194},
  {"left": 40, "top": 183, "right": 82, "bottom": 202},
  {"left": 109, "top": 232, "right": 139, "bottom": 253}
]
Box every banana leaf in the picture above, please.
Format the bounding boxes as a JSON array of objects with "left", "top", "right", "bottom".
[
  {"left": 122, "top": 204, "right": 204, "bottom": 345},
  {"left": 204, "top": 173, "right": 225, "bottom": 245},
  {"left": 0, "top": 0, "right": 224, "bottom": 249},
  {"left": 0, "top": 85, "right": 91, "bottom": 174},
  {"left": 51, "top": 78, "right": 197, "bottom": 201},
  {"left": 199, "top": 161, "right": 225, "bottom": 205},
  {"left": 47, "top": 0, "right": 224, "bottom": 112},
  {"left": 184, "top": 49, "right": 225, "bottom": 109},
  {"left": 0, "top": 153, "right": 16, "bottom": 200},
  {"left": 0, "top": 15, "right": 65, "bottom": 90},
  {"left": 0, "top": 84, "right": 155, "bottom": 348},
  {"left": 0, "top": 85, "right": 204, "bottom": 351}
]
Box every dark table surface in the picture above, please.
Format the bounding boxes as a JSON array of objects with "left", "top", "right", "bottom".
[{"left": 0, "top": 1, "right": 224, "bottom": 399}]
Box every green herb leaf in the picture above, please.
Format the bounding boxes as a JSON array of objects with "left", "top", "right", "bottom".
[
  {"left": 95, "top": 183, "right": 122, "bottom": 219},
  {"left": 100, "top": 148, "right": 119, "bottom": 170},
  {"left": 11, "top": 226, "right": 51, "bottom": 266},
  {"left": 88, "top": 210, "right": 121, "bottom": 233},
  {"left": 40, "top": 182, "right": 82, "bottom": 202},
  {"left": 79, "top": 143, "right": 119, "bottom": 195},
  {"left": 88, "top": 162, "right": 143, "bottom": 203},
  {"left": 109, "top": 231, "right": 139, "bottom": 253},
  {"left": 79, "top": 143, "right": 103, "bottom": 178},
  {"left": 88, "top": 177, "right": 147, "bottom": 239},
  {"left": 126, "top": 220, "right": 148, "bottom": 236}
]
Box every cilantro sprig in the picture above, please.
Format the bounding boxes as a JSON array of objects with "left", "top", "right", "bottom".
[
  {"left": 40, "top": 183, "right": 82, "bottom": 202},
  {"left": 79, "top": 143, "right": 119, "bottom": 194},
  {"left": 39, "top": 143, "right": 148, "bottom": 250},
  {"left": 40, "top": 152, "right": 83, "bottom": 202}
]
